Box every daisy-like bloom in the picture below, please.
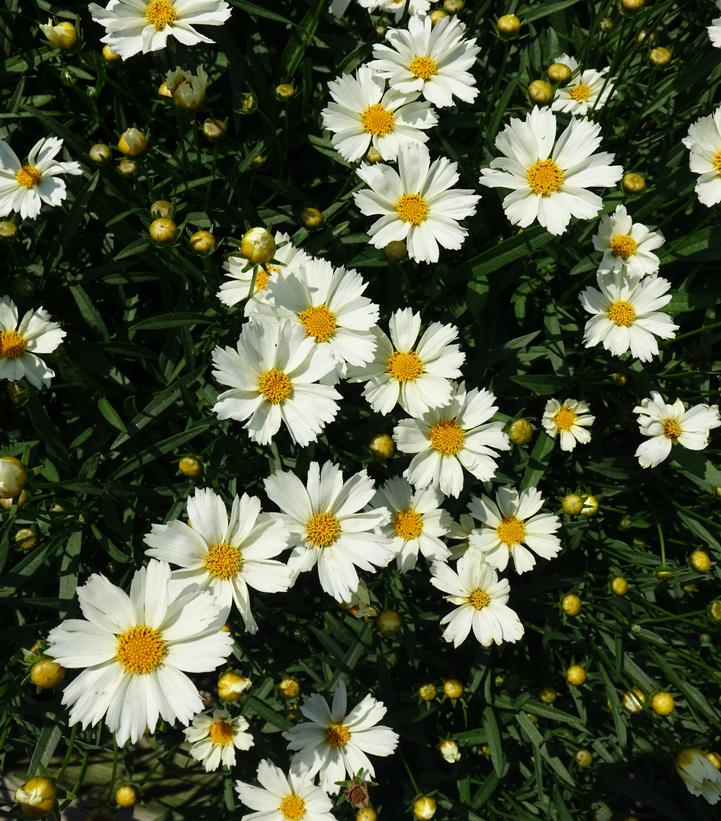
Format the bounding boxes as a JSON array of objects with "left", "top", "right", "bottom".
[
  {"left": 45, "top": 560, "right": 233, "bottom": 747},
  {"left": 0, "top": 295, "right": 65, "bottom": 389},
  {"left": 430, "top": 553, "right": 524, "bottom": 648},
  {"left": 283, "top": 678, "right": 399, "bottom": 795},
  {"left": 211, "top": 320, "right": 341, "bottom": 447},
  {"left": 551, "top": 66, "right": 614, "bottom": 116},
  {"left": 393, "top": 382, "right": 510, "bottom": 498},
  {"left": 0, "top": 137, "right": 81, "bottom": 220},
  {"left": 541, "top": 398, "right": 595, "bottom": 452},
  {"left": 633, "top": 391, "right": 721, "bottom": 469},
  {"left": 369, "top": 15, "right": 480, "bottom": 108},
  {"left": 321, "top": 65, "right": 437, "bottom": 163},
  {"left": 346, "top": 308, "right": 464, "bottom": 417},
  {"left": 682, "top": 105, "right": 721, "bottom": 207},
  {"left": 676, "top": 748, "right": 721, "bottom": 805},
  {"left": 579, "top": 273, "right": 678, "bottom": 362},
  {"left": 709, "top": 1, "right": 721, "bottom": 49},
  {"left": 235, "top": 759, "right": 336, "bottom": 821},
  {"left": 372, "top": 477, "right": 450, "bottom": 573},
  {"left": 184, "top": 708, "right": 254, "bottom": 772},
  {"left": 468, "top": 487, "right": 562, "bottom": 574},
  {"left": 88, "top": 0, "right": 231, "bottom": 61},
  {"left": 354, "top": 143, "right": 479, "bottom": 263},
  {"left": 479, "top": 106, "right": 623, "bottom": 236},
  {"left": 144, "top": 487, "right": 291, "bottom": 634},
  {"left": 592, "top": 204, "right": 664, "bottom": 278},
  {"left": 264, "top": 462, "right": 392, "bottom": 603},
  {"left": 165, "top": 65, "right": 208, "bottom": 110}
]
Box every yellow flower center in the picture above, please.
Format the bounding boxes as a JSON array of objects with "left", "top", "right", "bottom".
[
  {"left": 468, "top": 588, "right": 491, "bottom": 610},
  {"left": 299, "top": 304, "right": 337, "bottom": 342},
  {"left": 305, "top": 511, "right": 341, "bottom": 548},
  {"left": 409, "top": 54, "right": 438, "bottom": 80},
  {"left": 15, "top": 165, "right": 42, "bottom": 189},
  {"left": 496, "top": 516, "right": 526, "bottom": 547},
  {"left": 396, "top": 193, "right": 429, "bottom": 225},
  {"left": 208, "top": 719, "right": 236, "bottom": 746},
  {"left": 115, "top": 625, "right": 167, "bottom": 674},
  {"left": 714, "top": 150, "right": 721, "bottom": 176},
  {"left": 609, "top": 233, "right": 639, "bottom": 260},
  {"left": 205, "top": 542, "right": 243, "bottom": 580},
  {"left": 527, "top": 159, "right": 565, "bottom": 195},
  {"left": 325, "top": 722, "right": 351, "bottom": 747},
  {"left": 387, "top": 350, "right": 423, "bottom": 382},
  {"left": 607, "top": 300, "right": 637, "bottom": 327},
  {"left": 393, "top": 509, "right": 424, "bottom": 540},
  {"left": 0, "top": 330, "right": 27, "bottom": 360},
  {"left": 569, "top": 82, "right": 592, "bottom": 102},
  {"left": 145, "top": 0, "right": 177, "bottom": 29},
  {"left": 429, "top": 419, "right": 465, "bottom": 455},
  {"left": 553, "top": 406, "right": 577, "bottom": 431},
  {"left": 360, "top": 103, "right": 395, "bottom": 136},
  {"left": 278, "top": 794, "right": 306, "bottom": 821},
  {"left": 257, "top": 368, "right": 293, "bottom": 404},
  {"left": 663, "top": 418, "right": 682, "bottom": 440}
]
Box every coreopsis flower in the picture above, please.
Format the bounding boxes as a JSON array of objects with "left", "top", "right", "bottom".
[
  {"left": 144, "top": 488, "right": 291, "bottom": 633},
  {"left": 88, "top": 0, "right": 231, "bottom": 60},
  {"left": 479, "top": 106, "right": 623, "bottom": 236},
  {"left": 709, "top": 1, "right": 721, "bottom": 48},
  {"left": 346, "top": 308, "right": 464, "bottom": 417},
  {"left": 682, "top": 105, "right": 721, "bottom": 207},
  {"left": 0, "top": 295, "right": 65, "bottom": 389},
  {"left": 551, "top": 66, "right": 614, "bottom": 116},
  {"left": 0, "top": 137, "right": 81, "bottom": 220},
  {"left": 359, "top": 0, "right": 438, "bottom": 21},
  {"left": 633, "top": 392, "right": 721, "bottom": 469},
  {"left": 373, "top": 477, "right": 450, "bottom": 573},
  {"left": 579, "top": 273, "right": 678, "bottom": 362},
  {"left": 236, "top": 759, "right": 336, "bottom": 821},
  {"left": 46, "top": 560, "right": 233, "bottom": 746},
  {"left": 354, "top": 143, "right": 479, "bottom": 263},
  {"left": 393, "top": 382, "right": 510, "bottom": 497},
  {"left": 283, "top": 678, "right": 399, "bottom": 795},
  {"left": 321, "top": 65, "right": 437, "bottom": 162},
  {"left": 430, "top": 553, "right": 524, "bottom": 648},
  {"left": 369, "top": 15, "right": 479, "bottom": 108},
  {"left": 541, "top": 398, "right": 595, "bottom": 452},
  {"left": 211, "top": 320, "right": 341, "bottom": 446},
  {"left": 264, "top": 461, "right": 393, "bottom": 602},
  {"left": 184, "top": 709, "right": 254, "bottom": 772},
  {"left": 676, "top": 748, "right": 721, "bottom": 805},
  {"left": 468, "top": 487, "right": 562, "bottom": 574},
  {"left": 592, "top": 204, "right": 664, "bottom": 278},
  {"left": 165, "top": 65, "right": 207, "bottom": 110}
]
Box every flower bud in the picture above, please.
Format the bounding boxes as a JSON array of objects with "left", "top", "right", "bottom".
[
  {"left": 599, "top": 17, "right": 613, "bottom": 31},
  {"left": 89, "top": 143, "right": 112, "bottom": 165},
  {"left": 429, "top": 9, "right": 448, "bottom": 25},
  {"left": 651, "top": 691, "right": 674, "bottom": 716},
  {"left": 497, "top": 13, "right": 521, "bottom": 36},
  {"left": 275, "top": 83, "right": 295, "bottom": 102},
  {"left": 621, "top": 0, "right": 645, "bottom": 9},
  {"left": 356, "top": 809, "right": 377, "bottom": 821},
  {"left": 202, "top": 118, "right": 227, "bottom": 141},
  {"left": 149, "top": 218, "right": 177, "bottom": 244},
  {"left": 580, "top": 494, "right": 599, "bottom": 516},
  {"left": 566, "top": 664, "right": 586, "bottom": 686},
  {"left": 419, "top": 682, "right": 437, "bottom": 702},
  {"left": 539, "top": 687, "right": 557, "bottom": 704},
  {"left": 178, "top": 456, "right": 202, "bottom": 477},
  {"left": 576, "top": 749, "right": 593, "bottom": 768},
  {"left": 376, "top": 609, "right": 402, "bottom": 637},
  {"left": 278, "top": 677, "right": 301, "bottom": 700},
  {"left": 528, "top": 80, "right": 553, "bottom": 104},
  {"left": 158, "top": 81, "right": 172, "bottom": 98},
  {"left": 30, "top": 658, "right": 65, "bottom": 689},
  {"left": 251, "top": 154, "right": 266, "bottom": 169},
  {"left": 166, "top": 66, "right": 208, "bottom": 111},
  {"left": 15, "top": 527, "right": 37, "bottom": 551},
  {"left": 217, "top": 670, "right": 251, "bottom": 701},
  {"left": 547, "top": 62, "right": 572, "bottom": 83},
  {"left": 115, "top": 786, "right": 137, "bottom": 808},
  {"left": 189, "top": 230, "right": 215, "bottom": 255},
  {"left": 117, "top": 159, "right": 136, "bottom": 177},
  {"left": 508, "top": 418, "right": 533, "bottom": 445},
  {"left": 622, "top": 172, "right": 646, "bottom": 193},
  {"left": 708, "top": 599, "right": 721, "bottom": 619},
  {"left": 102, "top": 44, "right": 121, "bottom": 62},
  {"left": 610, "top": 576, "right": 628, "bottom": 596},
  {"left": 622, "top": 687, "right": 646, "bottom": 713},
  {"left": 150, "top": 200, "right": 173, "bottom": 218},
  {"left": 118, "top": 128, "right": 148, "bottom": 157},
  {"left": 239, "top": 92, "right": 258, "bottom": 115},
  {"left": 300, "top": 207, "right": 324, "bottom": 230},
  {"left": 689, "top": 549, "right": 712, "bottom": 573},
  {"left": 443, "top": 0, "right": 464, "bottom": 11},
  {"left": 561, "top": 593, "right": 582, "bottom": 617},
  {"left": 0, "top": 489, "right": 28, "bottom": 511},
  {"left": 0, "top": 455, "right": 27, "bottom": 499},
  {"left": 384, "top": 239, "right": 407, "bottom": 261},
  {"left": 413, "top": 796, "right": 437, "bottom": 820},
  {"left": 40, "top": 20, "right": 77, "bottom": 50},
  {"left": 443, "top": 678, "right": 464, "bottom": 699},
  {"left": 240, "top": 227, "right": 275, "bottom": 265},
  {"left": 610, "top": 371, "right": 627, "bottom": 385},
  {"left": 0, "top": 219, "right": 17, "bottom": 239},
  {"left": 369, "top": 433, "right": 395, "bottom": 460},
  {"left": 649, "top": 47, "right": 671, "bottom": 66},
  {"left": 655, "top": 565, "right": 673, "bottom": 582},
  {"left": 439, "top": 737, "right": 461, "bottom": 763},
  {"left": 15, "top": 777, "right": 56, "bottom": 819},
  {"left": 561, "top": 493, "right": 584, "bottom": 515}
]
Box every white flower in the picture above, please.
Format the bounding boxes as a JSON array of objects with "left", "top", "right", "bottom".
[
  {"left": 211, "top": 320, "right": 341, "bottom": 447},
  {"left": 236, "top": 759, "right": 337, "bottom": 821},
  {"left": 682, "top": 105, "right": 721, "bottom": 207},
  {"left": 430, "top": 553, "right": 524, "bottom": 648},
  {"left": 373, "top": 476, "right": 450, "bottom": 573},
  {"left": 468, "top": 487, "right": 562, "bottom": 574},
  {"left": 283, "top": 678, "right": 399, "bottom": 795},
  {"left": 709, "top": 1, "right": 721, "bottom": 49},
  {"left": 369, "top": 15, "right": 479, "bottom": 108},
  {"left": 0, "top": 137, "right": 81, "bottom": 220},
  {"left": 354, "top": 142, "right": 479, "bottom": 263},
  {"left": 346, "top": 308, "right": 464, "bottom": 417},
  {"left": 184, "top": 709, "right": 254, "bottom": 772},
  {"left": 321, "top": 65, "right": 437, "bottom": 163},
  {"left": 579, "top": 273, "right": 678, "bottom": 362},
  {"left": 553, "top": 53, "right": 578, "bottom": 72},
  {"left": 360, "top": 0, "right": 437, "bottom": 20},
  {"left": 592, "top": 205, "right": 664, "bottom": 278},
  {"left": 88, "top": 0, "right": 231, "bottom": 61},
  {"left": 144, "top": 487, "right": 291, "bottom": 634},
  {"left": 633, "top": 391, "right": 721, "bottom": 469},
  {"left": 479, "top": 106, "right": 623, "bottom": 236},
  {"left": 676, "top": 748, "right": 721, "bottom": 805},
  {"left": 541, "top": 398, "right": 595, "bottom": 452},
  {"left": 165, "top": 65, "right": 208, "bottom": 109},
  {"left": 0, "top": 295, "right": 65, "bottom": 389},
  {"left": 551, "top": 67, "right": 614, "bottom": 116},
  {"left": 393, "top": 381, "right": 509, "bottom": 498},
  {"left": 45, "top": 560, "right": 233, "bottom": 747},
  {"left": 264, "top": 462, "right": 393, "bottom": 603}
]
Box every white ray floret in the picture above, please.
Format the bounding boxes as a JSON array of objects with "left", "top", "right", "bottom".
[
  {"left": 0, "top": 295, "right": 66, "bottom": 389},
  {"left": 184, "top": 709, "right": 254, "bottom": 772}
]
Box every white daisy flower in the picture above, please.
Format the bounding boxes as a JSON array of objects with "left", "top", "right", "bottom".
[
  {"left": 468, "top": 487, "right": 562, "bottom": 574},
  {"left": 359, "top": 0, "right": 438, "bottom": 21},
  {"left": 354, "top": 141, "right": 479, "bottom": 264},
  {"left": 0, "top": 295, "right": 65, "bottom": 389},
  {"left": 144, "top": 487, "right": 291, "bottom": 634},
  {"left": 447, "top": 513, "right": 476, "bottom": 560},
  {"left": 283, "top": 678, "right": 399, "bottom": 795},
  {"left": 393, "top": 381, "right": 510, "bottom": 498},
  {"left": 709, "top": 1, "right": 721, "bottom": 49},
  {"left": 184, "top": 708, "right": 254, "bottom": 772},
  {"left": 0, "top": 137, "right": 81, "bottom": 220},
  {"left": 430, "top": 553, "right": 524, "bottom": 648},
  {"left": 551, "top": 67, "right": 614, "bottom": 116},
  {"left": 369, "top": 15, "right": 480, "bottom": 108},
  {"left": 541, "top": 398, "right": 595, "bottom": 452},
  {"left": 373, "top": 476, "right": 450, "bottom": 573},
  {"left": 479, "top": 106, "right": 623, "bottom": 236},
  {"left": 676, "top": 748, "right": 721, "bottom": 805},
  {"left": 346, "top": 308, "right": 464, "bottom": 418},
  {"left": 45, "top": 560, "right": 233, "bottom": 747},
  {"left": 88, "top": 0, "right": 231, "bottom": 61},
  {"left": 633, "top": 391, "right": 721, "bottom": 469},
  {"left": 592, "top": 204, "right": 664, "bottom": 278},
  {"left": 236, "top": 758, "right": 336, "bottom": 821},
  {"left": 211, "top": 320, "right": 341, "bottom": 447},
  {"left": 579, "top": 273, "right": 678, "bottom": 362},
  {"left": 682, "top": 104, "right": 721, "bottom": 207},
  {"left": 321, "top": 65, "right": 437, "bottom": 163}
]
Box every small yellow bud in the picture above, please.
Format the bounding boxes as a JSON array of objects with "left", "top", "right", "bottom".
[
  {"left": 40, "top": 20, "right": 77, "bottom": 50},
  {"left": 443, "top": 678, "right": 464, "bottom": 699},
  {"left": 715, "top": 486, "right": 721, "bottom": 497},
  {"left": 651, "top": 691, "right": 674, "bottom": 716},
  {"left": 376, "top": 609, "right": 402, "bottom": 637},
  {"left": 251, "top": 154, "right": 267, "bottom": 169},
  {"left": 497, "top": 13, "right": 521, "bottom": 36},
  {"left": 178, "top": 456, "right": 203, "bottom": 477},
  {"left": 547, "top": 63, "right": 572, "bottom": 83},
  {"left": 413, "top": 796, "right": 437, "bottom": 820},
  {"left": 683, "top": 581, "right": 697, "bottom": 594},
  {"left": 356, "top": 809, "right": 377, "bottom": 821},
  {"left": 189, "top": 230, "right": 215, "bottom": 255},
  {"left": 689, "top": 549, "right": 712, "bottom": 573},
  {"left": 508, "top": 418, "right": 533, "bottom": 445},
  {"left": 526, "top": 713, "right": 539, "bottom": 725},
  {"left": 655, "top": 565, "right": 673, "bottom": 582},
  {"left": 275, "top": 83, "right": 295, "bottom": 101},
  {"left": 300, "top": 207, "right": 324, "bottom": 230},
  {"left": 158, "top": 80, "right": 172, "bottom": 98},
  {"left": 217, "top": 671, "right": 251, "bottom": 702},
  {"left": 89, "top": 143, "right": 112, "bottom": 165},
  {"left": 239, "top": 92, "right": 258, "bottom": 115},
  {"left": 149, "top": 218, "right": 177, "bottom": 244},
  {"left": 0, "top": 220, "right": 17, "bottom": 239},
  {"left": 202, "top": 118, "right": 227, "bottom": 142},
  {"left": 118, "top": 128, "right": 148, "bottom": 157},
  {"left": 117, "top": 159, "right": 136, "bottom": 177},
  {"left": 621, "top": 0, "right": 645, "bottom": 9},
  {"left": 166, "top": 66, "right": 207, "bottom": 111},
  {"left": 599, "top": 17, "right": 613, "bottom": 31},
  {"left": 15, "top": 527, "right": 37, "bottom": 551},
  {"left": 0, "top": 455, "right": 27, "bottom": 499},
  {"left": 15, "top": 777, "right": 56, "bottom": 819},
  {"left": 150, "top": 200, "right": 173, "bottom": 218},
  {"left": 705, "top": 751, "right": 721, "bottom": 769},
  {"left": 610, "top": 576, "right": 629, "bottom": 596},
  {"left": 443, "top": 0, "right": 464, "bottom": 11},
  {"left": 566, "top": 664, "right": 586, "bottom": 686},
  {"left": 369, "top": 433, "right": 395, "bottom": 460},
  {"left": 561, "top": 493, "right": 584, "bottom": 516},
  {"left": 438, "top": 737, "right": 461, "bottom": 763},
  {"left": 561, "top": 593, "right": 582, "bottom": 617},
  {"left": 528, "top": 80, "right": 554, "bottom": 104},
  {"left": 383, "top": 239, "right": 407, "bottom": 261},
  {"left": 429, "top": 9, "right": 448, "bottom": 25},
  {"left": 419, "top": 682, "right": 437, "bottom": 702},
  {"left": 622, "top": 172, "right": 646, "bottom": 193},
  {"left": 365, "top": 146, "right": 383, "bottom": 163},
  {"left": 240, "top": 227, "right": 276, "bottom": 265},
  {"left": 649, "top": 46, "right": 671, "bottom": 66},
  {"left": 30, "top": 658, "right": 65, "bottom": 689},
  {"left": 576, "top": 749, "right": 593, "bottom": 768},
  {"left": 610, "top": 371, "right": 627, "bottom": 385},
  {"left": 636, "top": 29, "right": 655, "bottom": 45},
  {"left": 580, "top": 494, "right": 599, "bottom": 516},
  {"left": 622, "top": 687, "right": 646, "bottom": 713},
  {"left": 278, "top": 677, "right": 301, "bottom": 700},
  {"left": 115, "top": 786, "right": 138, "bottom": 808},
  {"left": 102, "top": 44, "right": 121, "bottom": 62},
  {"left": 539, "top": 687, "right": 557, "bottom": 704}
]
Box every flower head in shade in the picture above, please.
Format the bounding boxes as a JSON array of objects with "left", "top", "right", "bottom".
[
  {"left": 682, "top": 104, "right": 721, "bottom": 207},
  {"left": 165, "top": 65, "right": 208, "bottom": 109},
  {"left": 551, "top": 66, "right": 614, "bottom": 116},
  {"left": 184, "top": 709, "right": 253, "bottom": 771},
  {"left": 709, "top": 1, "right": 721, "bottom": 49},
  {"left": 592, "top": 205, "right": 664, "bottom": 278},
  {"left": 0, "top": 295, "right": 65, "bottom": 389},
  {"left": 676, "top": 748, "right": 721, "bottom": 805},
  {"left": 359, "top": 0, "right": 438, "bottom": 21},
  {"left": 541, "top": 398, "right": 595, "bottom": 452}
]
